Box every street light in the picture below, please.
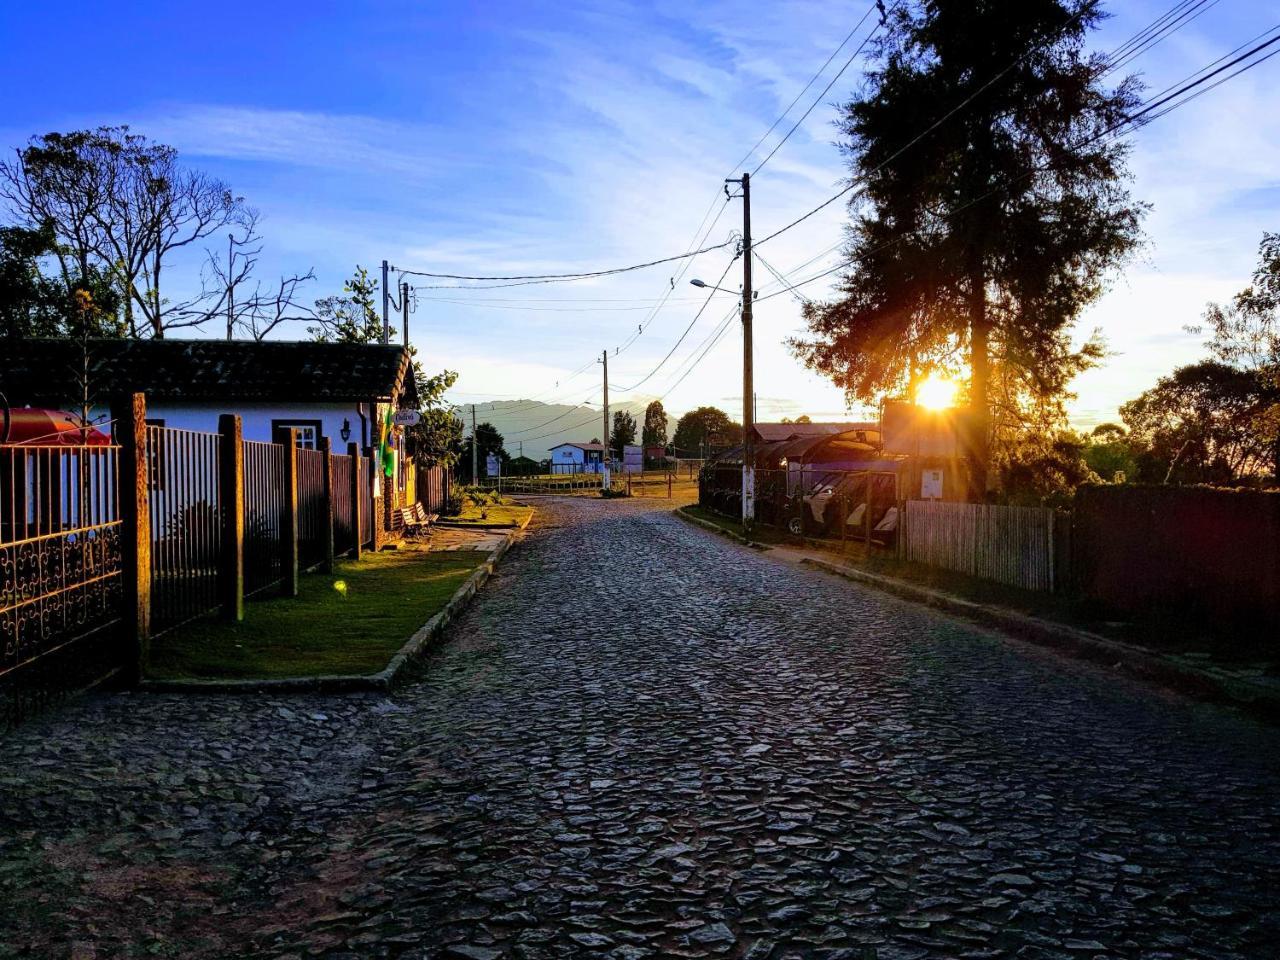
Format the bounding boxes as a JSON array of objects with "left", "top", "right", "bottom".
[{"left": 690, "top": 278, "right": 737, "bottom": 295}]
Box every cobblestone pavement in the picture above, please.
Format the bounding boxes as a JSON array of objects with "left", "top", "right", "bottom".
[{"left": 2, "top": 497, "right": 1280, "bottom": 959}]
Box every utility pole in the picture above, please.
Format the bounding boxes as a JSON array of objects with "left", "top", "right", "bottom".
[
  {"left": 381, "top": 259, "right": 391, "bottom": 344},
  {"left": 727, "top": 172, "right": 754, "bottom": 524},
  {"left": 471, "top": 403, "right": 478, "bottom": 484},
  {"left": 401, "top": 281, "right": 410, "bottom": 346},
  {"left": 601, "top": 349, "right": 610, "bottom": 488},
  {"left": 226, "top": 233, "right": 234, "bottom": 341}
]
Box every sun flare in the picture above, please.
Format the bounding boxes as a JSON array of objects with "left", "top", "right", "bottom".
[{"left": 916, "top": 373, "right": 958, "bottom": 411}]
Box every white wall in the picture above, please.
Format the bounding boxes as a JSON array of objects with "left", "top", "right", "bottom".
[{"left": 141, "top": 401, "right": 374, "bottom": 450}]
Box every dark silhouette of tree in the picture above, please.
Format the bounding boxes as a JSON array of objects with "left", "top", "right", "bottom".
[
  {"left": 1121, "top": 361, "right": 1277, "bottom": 485},
  {"left": 461, "top": 422, "right": 509, "bottom": 480},
  {"left": 610, "top": 409, "right": 637, "bottom": 459},
  {"left": 642, "top": 400, "right": 669, "bottom": 448},
  {"left": 1, "top": 221, "right": 123, "bottom": 339},
  {"left": 789, "top": 0, "right": 1145, "bottom": 496},
  {"left": 672, "top": 406, "right": 742, "bottom": 455}
]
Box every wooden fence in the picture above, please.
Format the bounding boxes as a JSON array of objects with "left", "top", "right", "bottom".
[
  {"left": 1, "top": 395, "right": 415, "bottom": 711},
  {"left": 902, "top": 500, "right": 1057, "bottom": 592}
]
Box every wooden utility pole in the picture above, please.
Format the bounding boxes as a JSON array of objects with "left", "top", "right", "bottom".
[
  {"left": 401, "top": 281, "right": 410, "bottom": 346},
  {"left": 601, "top": 349, "right": 610, "bottom": 489},
  {"left": 727, "top": 172, "right": 755, "bottom": 524},
  {"left": 471, "top": 403, "right": 478, "bottom": 484},
  {"left": 381, "top": 259, "right": 391, "bottom": 344}
]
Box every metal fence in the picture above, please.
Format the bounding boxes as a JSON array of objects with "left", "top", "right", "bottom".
[
  {"left": 146, "top": 426, "right": 223, "bottom": 633},
  {"left": 1, "top": 443, "right": 123, "bottom": 684},
  {"left": 296, "top": 446, "right": 327, "bottom": 571},
  {"left": 902, "top": 500, "right": 1056, "bottom": 592},
  {"left": 243, "top": 439, "right": 285, "bottom": 596}
]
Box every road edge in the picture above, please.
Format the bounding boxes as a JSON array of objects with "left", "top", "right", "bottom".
[{"left": 800, "top": 555, "right": 1280, "bottom": 723}]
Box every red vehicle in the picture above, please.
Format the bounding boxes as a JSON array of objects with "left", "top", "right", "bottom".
[{"left": 0, "top": 405, "right": 112, "bottom": 446}]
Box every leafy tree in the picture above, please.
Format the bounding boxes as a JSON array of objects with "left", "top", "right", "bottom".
[
  {"left": 1081, "top": 422, "right": 1138, "bottom": 483},
  {"left": 1120, "top": 361, "right": 1277, "bottom": 485},
  {"left": 1, "top": 221, "right": 124, "bottom": 339},
  {"left": 461, "top": 422, "right": 509, "bottom": 480},
  {"left": 404, "top": 369, "right": 463, "bottom": 469},
  {"left": 997, "top": 428, "right": 1097, "bottom": 506},
  {"left": 642, "top": 400, "right": 669, "bottom": 448},
  {"left": 789, "top": 0, "right": 1145, "bottom": 496},
  {"left": 672, "top": 406, "right": 742, "bottom": 455},
  {"left": 309, "top": 266, "right": 383, "bottom": 343},
  {"left": 1192, "top": 231, "right": 1280, "bottom": 477},
  {"left": 1, "top": 126, "right": 254, "bottom": 337},
  {"left": 610, "top": 409, "right": 637, "bottom": 459}
]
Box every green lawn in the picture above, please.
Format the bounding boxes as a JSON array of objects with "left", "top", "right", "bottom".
[
  {"left": 444, "top": 498, "right": 533, "bottom": 528},
  {"left": 147, "top": 547, "right": 489, "bottom": 680}
]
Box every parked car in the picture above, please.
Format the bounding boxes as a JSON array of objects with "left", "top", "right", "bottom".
[{"left": 786, "top": 471, "right": 898, "bottom": 543}]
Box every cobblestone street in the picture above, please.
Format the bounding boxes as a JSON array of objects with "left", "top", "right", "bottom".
[{"left": 3, "top": 496, "right": 1279, "bottom": 959}]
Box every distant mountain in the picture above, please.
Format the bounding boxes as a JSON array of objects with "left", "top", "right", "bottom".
[{"left": 459, "top": 399, "right": 652, "bottom": 462}]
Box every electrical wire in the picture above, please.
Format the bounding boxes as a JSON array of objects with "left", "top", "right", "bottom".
[
  {"left": 397, "top": 238, "right": 735, "bottom": 284},
  {"left": 608, "top": 252, "right": 740, "bottom": 393},
  {"left": 750, "top": 3, "right": 880, "bottom": 177}
]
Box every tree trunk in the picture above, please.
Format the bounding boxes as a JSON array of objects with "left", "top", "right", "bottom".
[{"left": 968, "top": 259, "right": 990, "bottom": 501}]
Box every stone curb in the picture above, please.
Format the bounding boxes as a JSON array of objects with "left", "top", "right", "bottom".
[
  {"left": 674, "top": 507, "right": 772, "bottom": 551},
  {"left": 139, "top": 529, "right": 522, "bottom": 696},
  {"left": 799, "top": 556, "right": 1280, "bottom": 722}
]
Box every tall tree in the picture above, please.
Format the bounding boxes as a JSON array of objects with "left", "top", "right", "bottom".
[
  {"left": 1, "top": 127, "right": 255, "bottom": 337},
  {"left": 610, "top": 409, "right": 637, "bottom": 459},
  {"left": 1194, "top": 231, "right": 1280, "bottom": 477},
  {"left": 789, "top": 0, "right": 1145, "bottom": 496},
  {"left": 404, "top": 369, "right": 464, "bottom": 468},
  {"left": 642, "top": 400, "right": 669, "bottom": 448},
  {"left": 672, "top": 406, "right": 742, "bottom": 455},
  {"left": 1121, "top": 361, "right": 1277, "bottom": 485},
  {"left": 461, "top": 422, "right": 509, "bottom": 480}
]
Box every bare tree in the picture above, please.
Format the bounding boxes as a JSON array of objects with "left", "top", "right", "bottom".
[{"left": 1, "top": 126, "right": 257, "bottom": 338}]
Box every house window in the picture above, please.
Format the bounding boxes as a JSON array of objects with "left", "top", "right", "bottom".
[{"left": 271, "top": 419, "right": 323, "bottom": 449}]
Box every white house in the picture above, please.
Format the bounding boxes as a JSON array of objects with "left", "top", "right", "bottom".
[
  {"left": 548, "top": 440, "right": 607, "bottom": 474},
  {"left": 5, "top": 338, "right": 419, "bottom": 497}
]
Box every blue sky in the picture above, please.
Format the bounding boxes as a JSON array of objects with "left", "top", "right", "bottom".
[{"left": 3, "top": 1, "right": 1280, "bottom": 454}]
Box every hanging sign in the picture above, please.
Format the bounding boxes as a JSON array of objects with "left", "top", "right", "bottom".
[{"left": 393, "top": 410, "right": 421, "bottom": 427}]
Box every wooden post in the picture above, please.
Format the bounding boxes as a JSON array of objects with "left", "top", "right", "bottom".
[
  {"left": 320, "top": 436, "right": 335, "bottom": 573},
  {"left": 864, "top": 471, "right": 873, "bottom": 549},
  {"left": 281, "top": 429, "right": 299, "bottom": 596},
  {"left": 111, "top": 393, "right": 150, "bottom": 683},
  {"left": 218, "top": 414, "right": 244, "bottom": 621},
  {"left": 348, "top": 441, "right": 363, "bottom": 561}
]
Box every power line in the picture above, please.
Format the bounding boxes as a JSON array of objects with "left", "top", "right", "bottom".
[
  {"left": 609, "top": 252, "right": 740, "bottom": 393},
  {"left": 750, "top": 3, "right": 880, "bottom": 177},
  {"left": 397, "top": 238, "right": 735, "bottom": 284},
  {"left": 754, "top": 26, "right": 1280, "bottom": 304}
]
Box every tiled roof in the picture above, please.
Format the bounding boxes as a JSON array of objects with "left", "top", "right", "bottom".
[{"left": 1, "top": 338, "right": 414, "bottom": 406}]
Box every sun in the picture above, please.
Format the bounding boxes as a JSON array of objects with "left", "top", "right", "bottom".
[{"left": 916, "top": 373, "right": 959, "bottom": 411}]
